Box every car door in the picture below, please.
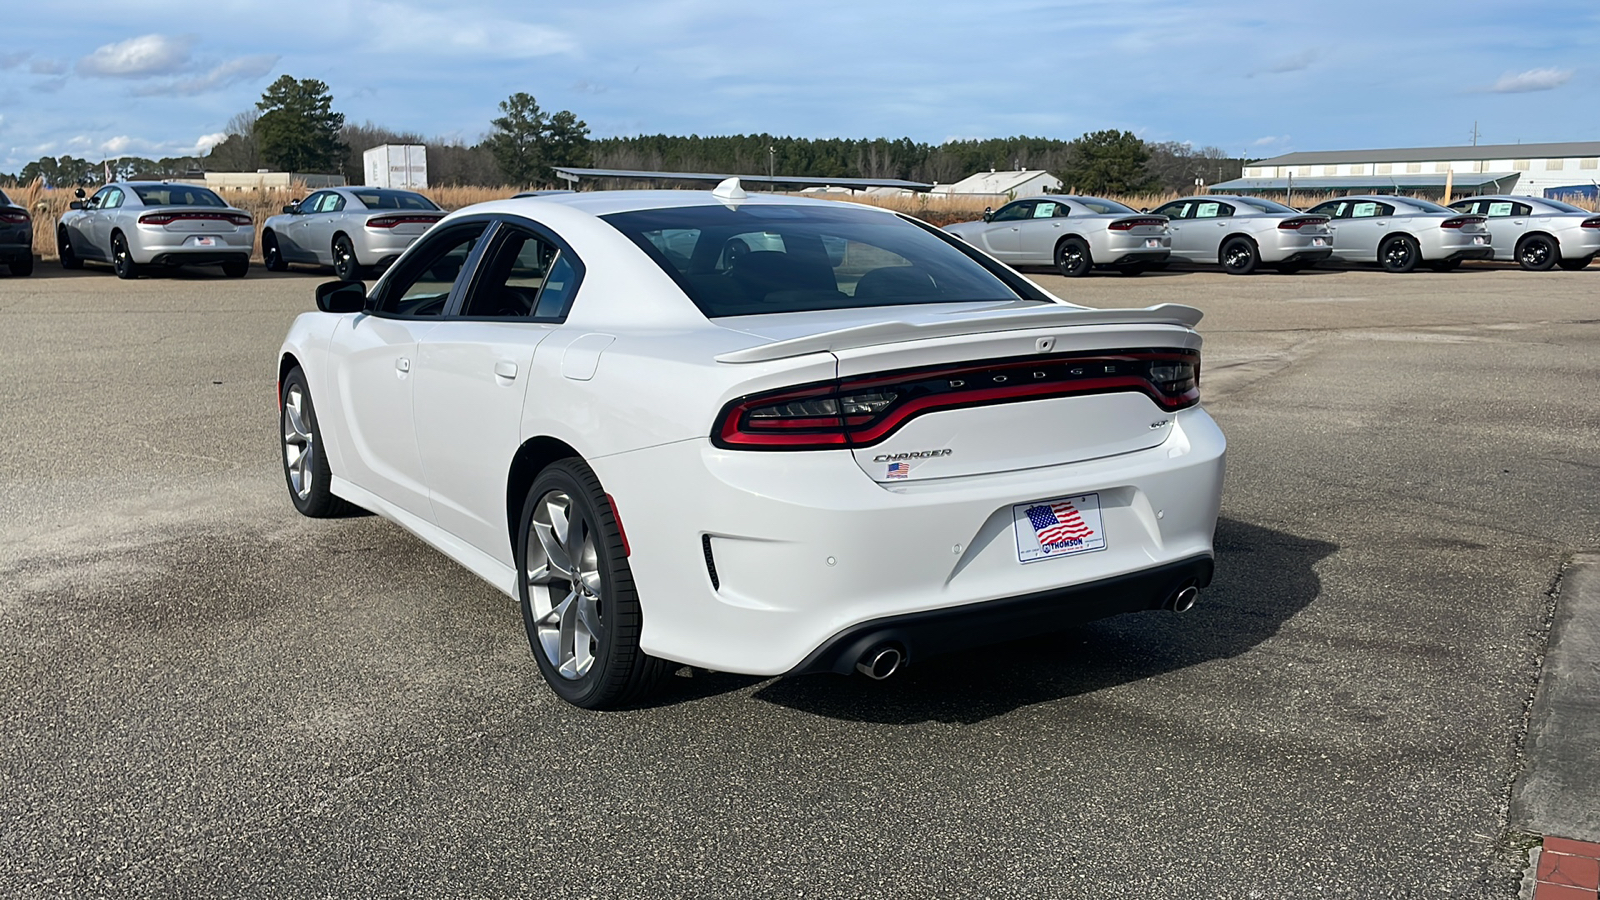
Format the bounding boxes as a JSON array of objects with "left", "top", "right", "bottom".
[
  {"left": 1335, "top": 200, "right": 1393, "bottom": 261},
  {"left": 1153, "top": 201, "right": 1197, "bottom": 259},
  {"left": 73, "top": 187, "right": 114, "bottom": 260},
  {"left": 1482, "top": 199, "right": 1530, "bottom": 262},
  {"left": 1186, "top": 200, "right": 1235, "bottom": 262},
  {"left": 975, "top": 200, "right": 1033, "bottom": 260},
  {"left": 304, "top": 192, "right": 348, "bottom": 264},
  {"left": 282, "top": 192, "right": 329, "bottom": 262},
  {"left": 413, "top": 221, "right": 585, "bottom": 563},
  {"left": 92, "top": 187, "right": 127, "bottom": 254},
  {"left": 1014, "top": 200, "right": 1069, "bottom": 264},
  {"left": 322, "top": 221, "right": 490, "bottom": 520},
  {"left": 275, "top": 198, "right": 312, "bottom": 261}
]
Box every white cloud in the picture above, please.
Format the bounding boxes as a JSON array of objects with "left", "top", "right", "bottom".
[
  {"left": 29, "top": 58, "right": 68, "bottom": 75},
  {"left": 77, "top": 34, "right": 196, "bottom": 78},
  {"left": 101, "top": 135, "right": 135, "bottom": 155},
  {"left": 364, "top": 3, "right": 577, "bottom": 58},
  {"left": 1487, "top": 67, "right": 1574, "bottom": 93},
  {"left": 131, "top": 54, "right": 279, "bottom": 97},
  {"left": 1253, "top": 135, "right": 1291, "bottom": 147},
  {"left": 193, "top": 132, "right": 228, "bottom": 154}
]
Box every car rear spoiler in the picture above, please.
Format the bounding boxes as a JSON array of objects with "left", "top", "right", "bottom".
[{"left": 714, "top": 303, "right": 1204, "bottom": 364}]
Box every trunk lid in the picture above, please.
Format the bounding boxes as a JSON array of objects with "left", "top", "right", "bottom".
[{"left": 140, "top": 208, "right": 250, "bottom": 233}]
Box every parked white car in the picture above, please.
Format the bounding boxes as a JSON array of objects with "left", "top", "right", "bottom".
[
  {"left": 1446, "top": 195, "right": 1600, "bottom": 271},
  {"left": 57, "top": 182, "right": 254, "bottom": 279},
  {"left": 1149, "top": 195, "right": 1333, "bottom": 274},
  {"left": 261, "top": 187, "right": 445, "bottom": 279},
  {"left": 277, "top": 181, "right": 1226, "bottom": 708},
  {"left": 943, "top": 196, "right": 1171, "bottom": 276},
  {"left": 1304, "top": 195, "right": 1492, "bottom": 273}
]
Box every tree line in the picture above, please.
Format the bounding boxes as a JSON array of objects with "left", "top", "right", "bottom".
[{"left": 1, "top": 75, "right": 1242, "bottom": 194}]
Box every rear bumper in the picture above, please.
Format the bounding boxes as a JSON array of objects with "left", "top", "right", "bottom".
[
  {"left": 786, "top": 553, "right": 1214, "bottom": 675},
  {"left": 1262, "top": 232, "right": 1333, "bottom": 263},
  {"left": 1280, "top": 248, "right": 1333, "bottom": 264},
  {"left": 0, "top": 242, "right": 32, "bottom": 262},
  {"left": 130, "top": 227, "right": 254, "bottom": 264},
  {"left": 147, "top": 250, "right": 250, "bottom": 267},
  {"left": 1442, "top": 246, "right": 1494, "bottom": 262},
  {"left": 1099, "top": 249, "right": 1171, "bottom": 267}
]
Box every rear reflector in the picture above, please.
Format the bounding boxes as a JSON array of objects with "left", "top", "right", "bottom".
[
  {"left": 1439, "top": 216, "right": 1484, "bottom": 229},
  {"left": 366, "top": 215, "right": 443, "bottom": 228},
  {"left": 1583, "top": 218, "right": 1600, "bottom": 229},
  {"left": 139, "top": 212, "right": 252, "bottom": 226},
  {"left": 1278, "top": 216, "right": 1328, "bottom": 229},
  {"left": 715, "top": 349, "right": 1201, "bottom": 450},
  {"left": 0, "top": 211, "right": 29, "bottom": 224},
  {"left": 1108, "top": 217, "right": 1166, "bottom": 231}
]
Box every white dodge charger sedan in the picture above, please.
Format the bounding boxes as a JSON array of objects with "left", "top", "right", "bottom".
[{"left": 277, "top": 181, "right": 1226, "bottom": 708}]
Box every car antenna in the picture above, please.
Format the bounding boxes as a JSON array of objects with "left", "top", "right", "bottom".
[{"left": 712, "top": 177, "right": 748, "bottom": 201}]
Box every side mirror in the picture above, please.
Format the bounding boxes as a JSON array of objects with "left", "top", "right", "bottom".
[
  {"left": 69, "top": 200, "right": 86, "bottom": 210},
  {"left": 282, "top": 204, "right": 298, "bottom": 214},
  {"left": 982, "top": 207, "right": 994, "bottom": 223},
  {"left": 74, "top": 187, "right": 86, "bottom": 199},
  {"left": 315, "top": 279, "right": 367, "bottom": 314}
]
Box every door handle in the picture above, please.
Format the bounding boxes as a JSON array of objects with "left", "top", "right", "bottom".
[
  {"left": 396, "top": 357, "right": 410, "bottom": 373},
  {"left": 494, "top": 361, "right": 518, "bottom": 380}
]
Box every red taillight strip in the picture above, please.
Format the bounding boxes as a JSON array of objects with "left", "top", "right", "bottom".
[
  {"left": 0, "top": 211, "right": 29, "bottom": 224},
  {"left": 1279, "top": 216, "right": 1328, "bottom": 229},
  {"left": 1582, "top": 218, "right": 1600, "bottom": 229},
  {"left": 367, "top": 215, "right": 443, "bottom": 228},
  {"left": 1109, "top": 217, "right": 1166, "bottom": 230},
  {"left": 1439, "top": 216, "right": 1483, "bottom": 229},
  {"left": 846, "top": 375, "right": 1167, "bottom": 444},
  {"left": 140, "top": 212, "right": 251, "bottom": 226}
]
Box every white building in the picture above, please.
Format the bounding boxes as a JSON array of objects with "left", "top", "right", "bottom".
[
  {"left": 932, "top": 169, "right": 1062, "bottom": 200},
  {"left": 202, "top": 171, "right": 347, "bottom": 195},
  {"left": 1216, "top": 141, "right": 1600, "bottom": 198}
]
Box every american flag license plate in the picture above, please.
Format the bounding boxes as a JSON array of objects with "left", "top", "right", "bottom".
[{"left": 1013, "top": 492, "right": 1107, "bottom": 563}]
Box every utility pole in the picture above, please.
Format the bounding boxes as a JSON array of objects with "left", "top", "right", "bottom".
[
  {"left": 1470, "top": 121, "right": 1480, "bottom": 147},
  {"left": 768, "top": 145, "right": 775, "bottom": 191}
]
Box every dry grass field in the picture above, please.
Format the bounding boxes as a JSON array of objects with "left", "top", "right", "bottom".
[{"left": 11, "top": 177, "right": 1594, "bottom": 263}]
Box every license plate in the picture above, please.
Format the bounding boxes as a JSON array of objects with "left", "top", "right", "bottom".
[
  {"left": 192, "top": 236, "right": 216, "bottom": 247},
  {"left": 1312, "top": 237, "right": 1327, "bottom": 246},
  {"left": 1013, "top": 493, "right": 1106, "bottom": 563},
  {"left": 1145, "top": 238, "right": 1160, "bottom": 248}
]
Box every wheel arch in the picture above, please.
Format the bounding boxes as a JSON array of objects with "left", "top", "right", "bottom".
[
  {"left": 278, "top": 352, "right": 302, "bottom": 399},
  {"left": 1217, "top": 232, "right": 1257, "bottom": 263},
  {"left": 1515, "top": 230, "right": 1559, "bottom": 251},
  {"left": 506, "top": 435, "right": 584, "bottom": 554},
  {"left": 1379, "top": 231, "right": 1419, "bottom": 249}
]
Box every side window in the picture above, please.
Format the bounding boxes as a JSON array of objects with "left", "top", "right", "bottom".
[
  {"left": 1153, "top": 202, "right": 1189, "bottom": 220},
  {"left": 1512, "top": 202, "right": 1532, "bottom": 216},
  {"left": 990, "top": 202, "right": 1032, "bottom": 222},
  {"left": 375, "top": 224, "right": 488, "bottom": 318},
  {"left": 1031, "top": 202, "right": 1059, "bottom": 219},
  {"left": 325, "top": 193, "right": 347, "bottom": 213},
  {"left": 1307, "top": 202, "right": 1341, "bottom": 218},
  {"left": 88, "top": 188, "right": 113, "bottom": 210},
  {"left": 1485, "top": 201, "right": 1514, "bottom": 217},
  {"left": 1450, "top": 201, "right": 1480, "bottom": 215},
  {"left": 461, "top": 229, "right": 583, "bottom": 320},
  {"left": 301, "top": 192, "right": 326, "bottom": 213},
  {"left": 1193, "top": 202, "right": 1224, "bottom": 219},
  {"left": 104, "top": 188, "right": 125, "bottom": 209},
  {"left": 1350, "top": 202, "right": 1385, "bottom": 219}
]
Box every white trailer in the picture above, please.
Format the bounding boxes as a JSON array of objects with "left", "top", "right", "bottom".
[{"left": 362, "top": 144, "right": 428, "bottom": 189}]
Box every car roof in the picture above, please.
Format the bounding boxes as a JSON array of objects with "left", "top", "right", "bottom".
[{"left": 466, "top": 189, "right": 903, "bottom": 219}]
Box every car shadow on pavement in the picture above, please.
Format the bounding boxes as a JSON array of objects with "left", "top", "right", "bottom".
[{"left": 742, "top": 517, "right": 1336, "bottom": 724}]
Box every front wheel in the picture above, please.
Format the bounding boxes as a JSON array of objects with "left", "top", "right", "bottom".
[
  {"left": 58, "top": 229, "right": 82, "bottom": 269},
  {"left": 1379, "top": 235, "right": 1420, "bottom": 273},
  {"left": 112, "top": 233, "right": 139, "bottom": 280},
  {"left": 1557, "top": 255, "right": 1592, "bottom": 271},
  {"left": 332, "top": 236, "right": 360, "bottom": 281},
  {"left": 280, "top": 367, "right": 357, "bottom": 518},
  {"left": 1221, "top": 237, "right": 1259, "bottom": 275},
  {"left": 263, "top": 233, "right": 288, "bottom": 272},
  {"left": 1516, "top": 235, "right": 1558, "bottom": 271},
  {"left": 1054, "top": 238, "right": 1092, "bottom": 277},
  {"left": 8, "top": 256, "right": 33, "bottom": 276},
  {"left": 517, "top": 458, "right": 668, "bottom": 709}
]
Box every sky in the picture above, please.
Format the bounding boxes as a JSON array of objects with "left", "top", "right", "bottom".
[{"left": 2, "top": 0, "right": 1597, "bottom": 174}]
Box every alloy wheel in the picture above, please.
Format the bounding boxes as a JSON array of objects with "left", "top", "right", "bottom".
[
  {"left": 1383, "top": 240, "right": 1414, "bottom": 271},
  {"left": 281, "top": 385, "right": 314, "bottom": 500},
  {"left": 1519, "top": 239, "right": 1552, "bottom": 269},
  {"left": 525, "top": 490, "right": 605, "bottom": 680}
]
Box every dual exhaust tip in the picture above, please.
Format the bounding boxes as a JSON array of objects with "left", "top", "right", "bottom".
[{"left": 852, "top": 586, "right": 1200, "bottom": 680}]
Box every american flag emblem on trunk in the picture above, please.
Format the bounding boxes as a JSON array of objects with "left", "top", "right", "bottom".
[
  {"left": 1026, "top": 501, "right": 1095, "bottom": 546},
  {"left": 886, "top": 462, "right": 910, "bottom": 479}
]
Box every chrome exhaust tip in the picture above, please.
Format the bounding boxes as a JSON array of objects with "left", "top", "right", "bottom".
[
  {"left": 1170, "top": 585, "right": 1199, "bottom": 613},
  {"left": 855, "top": 645, "right": 903, "bottom": 680}
]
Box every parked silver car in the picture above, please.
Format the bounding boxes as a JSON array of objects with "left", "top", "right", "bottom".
[
  {"left": 943, "top": 196, "right": 1170, "bottom": 276},
  {"left": 1303, "top": 195, "right": 1491, "bottom": 273},
  {"left": 262, "top": 187, "right": 445, "bottom": 279},
  {"left": 57, "top": 182, "right": 253, "bottom": 279},
  {"left": 1446, "top": 195, "right": 1600, "bottom": 271},
  {"left": 1149, "top": 195, "right": 1333, "bottom": 275},
  {"left": 1, "top": 188, "right": 32, "bottom": 276}
]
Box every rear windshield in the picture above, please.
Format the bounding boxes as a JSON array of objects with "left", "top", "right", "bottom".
[
  {"left": 1236, "top": 197, "right": 1298, "bottom": 214},
  {"left": 0, "top": 189, "right": 11, "bottom": 207},
  {"left": 351, "top": 189, "right": 440, "bottom": 210},
  {"left": 1077, "top": 197, "right": 1137, "bottom": 215},
  {"left": 133, "top": 185, "right": 227, "bottom": 208},
  {"left": 604, "top": 204, "right": 1029, "bottom": 317}
]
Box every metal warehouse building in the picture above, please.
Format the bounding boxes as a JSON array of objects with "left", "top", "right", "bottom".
[{"left": 1212, "top": 141, "right": 1600, "bottom": 199}]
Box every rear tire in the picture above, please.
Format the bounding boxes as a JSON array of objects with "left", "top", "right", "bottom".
[
  {"left": 8, "top": 256, "right": 33, "bottom": 276},
  {"left": 1516, "top": 235, "right": 1558, "bottom": 271},
  {"left": 1557, "top": 255, "right": 1592, "bottom": 271},
  {"left": 1221, "top": 237, "right": 1259, "bottom": 275},
  {"left": 1379, "top": 235, "right": 1420, "bottom": 273},
  {"left": 1054, "top": 237, "right": 1092, "bottom": 277},
  {"left": 58, "top": 229, "right": 82, "bottom": 270},
  {"left": 222, "top": 258, "right": 249, "bottom": 278},
  {"left": 517, "top": 458, "right": 668, "bottom": 709},
  {"left": 332, "top": 236, "right": 360, "bottom": 281},
  {"left": 263, "top": 233, "right": 288, "bottom": 272},
  {"left": 112, "top": 233, "right": 139, "bottom": 280},
  {"left": 279, "top": 367, "right": 359, "bottom": 518}
]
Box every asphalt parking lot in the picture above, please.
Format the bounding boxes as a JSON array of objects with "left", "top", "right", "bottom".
[{"left": 2, "top": 260, "right": 1597, "bottom": 899}]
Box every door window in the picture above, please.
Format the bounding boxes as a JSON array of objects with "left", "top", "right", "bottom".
[
  {"left": 1032, "top": 202, "right": 1064, "bottom": 219},
  {"left": 102, "top": 188, "right": 125, "bottom": 209},
  {"left": 301, "top": 192, "right": 329, "bottom": 213},
  {"left": 989, "top": 202, "right": 1033, "bottom": 222},
  {"left": 460, "top": 228, "right": 584, "bottom": 320},
  {"left": 1307, "top": 202, "right": 1345, "bottom": 218},
  {"left": 1153, "top": 202, "right": 1191, "bottom": 220},
  {"left": 374, "top": 224, "right": 489, "bottom": 318},
  {"left": 1350, "top": 202, "right": 1392, "bottom": 218},
  {"left": 321, "top": 193, "right": 347, "bottom": 213},
  {"left": 87, "top": 188, "right": 114, "bottom": 210},
  {"left": 1192, "top": 202, "right": 1233, "bottom": 219},
  {"left": 1450, "top": 201, "right": 1481, "bottom": 215}
]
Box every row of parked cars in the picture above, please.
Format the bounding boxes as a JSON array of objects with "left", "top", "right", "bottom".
[
  {"left": 4, "top": 181, "right": 1597, "bottom": 280},
  {"left": 944, "top": 193, "right": 1600, "bottom": 275}
]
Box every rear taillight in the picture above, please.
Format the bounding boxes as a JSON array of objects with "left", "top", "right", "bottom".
[
  {"left": 366, "top": 215, "right": 442, "bottom": 228},
  {"left": 714, "top": 349, "right": 1201, "bottom": 450},
  {"left": 0, "top": 211, "right": 28, "bottom": 224},
  {"left": 1108, "top": 217, "right": 1166, "bottom": 231},
  {"left": 138, "top": 212, "right": 251, "bottom": 226},
  {"left": 1439, "top": 216, "right": 1483, "bottom": 229},
  {"left": 1279, "top": 216, "right": 1327, "bottom": 230},
  {"left": 1582, "top": 218, "right": 1600, "bottom": 229}
]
